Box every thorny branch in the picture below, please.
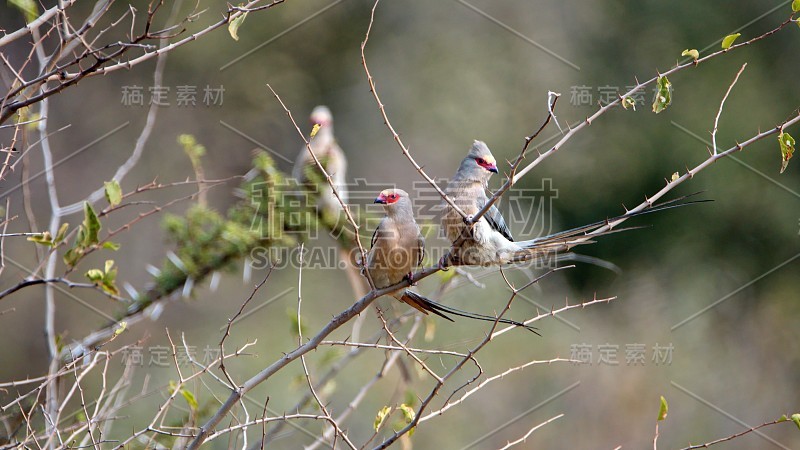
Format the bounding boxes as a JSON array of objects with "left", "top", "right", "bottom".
[{"left": 0, "top": 0, "right": 289, "bottom": 124}]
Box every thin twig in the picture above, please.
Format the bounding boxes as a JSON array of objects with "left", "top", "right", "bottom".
[
  {"left": 513, "top": 15, "right": 797, "bottom": 182},
  {"left": 711, "top": 63, "right": 747, "bottom": 155},
  {"left": 266, "top": 84, "right": 375, "bottom": 289},
  {"left": 360, "top": 0, "right": 467, "bottom": 220},
  {"left": 497, "top": 413, "right": 565, "bottom": 450},
  {"left": 678, "top": 417, "right": 794, "bottom": 449}
]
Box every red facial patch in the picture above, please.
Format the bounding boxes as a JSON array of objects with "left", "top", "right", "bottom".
[
  {"left": 475, "top": 157, "right": 498, "bottom": 172},
  {"left": 384, "top": 192, "right": 400, "bottom": 204}
]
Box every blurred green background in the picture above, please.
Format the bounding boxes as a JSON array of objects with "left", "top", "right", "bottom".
[{"left": 1, "top": 0, "right": 799, "bottom": 448}]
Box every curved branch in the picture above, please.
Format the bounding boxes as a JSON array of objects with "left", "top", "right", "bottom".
[{"left": 513, "top": 14, "right": 797, "bottom": 183}]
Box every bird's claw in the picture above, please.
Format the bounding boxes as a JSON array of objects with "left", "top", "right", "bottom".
[
  {"left": 463, "top": 214, "right": 474, "bottom": 224},
  {"left": 404, "top": 272, "right": 416, "bottom": 286},
  {"left": 437, "top": 255, "right": 451, "bottom": 271}
]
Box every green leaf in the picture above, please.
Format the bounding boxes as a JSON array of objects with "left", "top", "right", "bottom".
[
  {"left": 102, "top": 241, "right": 121, "bottom": 251},
  {"left": 374, "top": 406, "right": 392, "bottom": 432},
  {"left": 54, "top": 223, "right": 69, "bottom": 244},
  {"left": 9, "top": 0, "right": 38, "bottom": 22},
  {"left": 398, "top": 404, "right": 415, "bottom": 423},
  {"left": 114, "top": 321, "right": 127, "bottom": 336},
  {"left": 228, "top": 11, "right": 248, "bottom": 41},
  {"left": 63, "top": 248, "right": 81, "bottom": 267},
  {"left": 28, "top": 231, "right": 53, "bottom": 246},
  {"left": 181, "top": 388, "right": 199, "bottom": 411},
  {"left": 81, "top": 202, "right": 101, "bottom": 247},
  {"left": 104, "top": 180, "right": 122, "bottom": 207},
  {"left": 101, "top": 282, "right": 120, "bottom": 296},
  {"left": 792, "top": 413, "right": 800, "bottom": 430},
  {"left": 792, "top": 0, "right": 800, "bottom": 12},
  {"left": 721, "top": 33, "right": 741, "bottom": 50},
  {"left": 621, "top": 96, "right": 636, "bottom": 111},
  {"left": 86, "top": 261, "right": 120, "bottom": 296},
  {"left": 681, "top": 49, "right": 699, "bottom": 60},
  {"left": 85, "top": 269, "right": 104, "bottom": 283},
  {"left": 657, "top": 395, "right": 669, "bottom": 421},
  {"left": 104, "top": 266, "right": 118, "bottom": 284},
  {"left": 652, "top": 76, "right": 672, "bottom": 114},
  {"left": 178, "top": 134, "right": 206, "bottom": 159},
  {"left": 779, "top": 132, "right": 795, "bottom": 174}
]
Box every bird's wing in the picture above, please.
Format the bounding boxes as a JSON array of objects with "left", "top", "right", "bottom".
[
  {"left": 479, "top": 198, "right": 514, "bottom": 241},
  {"left": 370, "top": 220, "right": 382, "bottom": 249},
  {"left": 415, "top": 232, "right": 425, "bottom": 269}
]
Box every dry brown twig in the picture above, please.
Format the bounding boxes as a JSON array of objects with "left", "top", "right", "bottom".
[
  {"left": 498, "top": 413, "right": 565, "bottom": 450},
  {"left": 677, "top": 416, "right": 797, "bottom": 450},
  {"left": 296, "top": 246, "right": 358, "bottom": 450},
  {"left": 219, "top": 265, "right": 276, "bottom": 389},
  {"left": 267, "top": 84, "right": 375, "bottom": 290},
  {"left": 0, "top": 0, "right": 289, "bottom": 124},
  {"left": 360, "top": 1, "right": 468, "bottom": 221}
]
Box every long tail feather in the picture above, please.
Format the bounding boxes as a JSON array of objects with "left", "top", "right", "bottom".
[
  {"left": 399, "top": 290, "right": 454, "bottom": 322},
  {"left": 511, "top": 195, "right": 711, "bottom": 263},
  {"left": 527, "top": 194, "right": 710, "bottom": 246},
  {"left": 555, "top": 252, "right": 622, "bottom": 273},
  {"left": 402, "top": 291, "right": 539, "bottom": 334}
]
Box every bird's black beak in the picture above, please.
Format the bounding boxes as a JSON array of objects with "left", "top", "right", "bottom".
[
  {"left": 374, "top": 196, "right": 386, "bottom": 204},
  {"left": 488, "top": 165, "right": 499, "bottom": 173}
]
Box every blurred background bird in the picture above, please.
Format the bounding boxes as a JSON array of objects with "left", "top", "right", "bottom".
[{"left": 292, "top": 105, "right": 348, "bottom": 218}]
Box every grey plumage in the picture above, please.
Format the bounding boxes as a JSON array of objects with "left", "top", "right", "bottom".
[
  {"left": 442, "top": 140, "right": 594, "bottom": 266},
  {"left": 368, "top": 189, "right": 538, "bottom": 331},
  {"left": 292, "top": 105, "right": 348, "bottom": 215}
]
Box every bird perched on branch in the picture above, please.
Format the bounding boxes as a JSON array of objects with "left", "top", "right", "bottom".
[
  {"left": 367, "top": 188, "right": 536, "bottom": 332},
  {"left": 441, "top": 140, "right": 550, "bottom": 266},
  {"left": 441, "top": 140, "right": 704, "bottom": 267},
  {"left": 292, "top": 105, "right": 348, "bottom": 217}
]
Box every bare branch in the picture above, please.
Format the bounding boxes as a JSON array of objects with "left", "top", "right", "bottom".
[
  {"left": 678, "top": 416, "right": 795, "bottom": 449},
  {"left": 361, "top": 0, "right": 468, "bottom": 220},
  {"left": 711, "top": 63, "right": 747, "bottom": 155},
  {"left": 513, "top": 14, "right": 797, "bottom": 183},
  {"left": 498, "top": 413, "right": 565, "bottom": 450}
]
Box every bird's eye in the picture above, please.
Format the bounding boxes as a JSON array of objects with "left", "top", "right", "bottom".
[
  {"left": 475, "top": 158, "right": 485, "bottom": 165},
  {"left": 390, "top": 194, "right": 397, "bottom": 199}
]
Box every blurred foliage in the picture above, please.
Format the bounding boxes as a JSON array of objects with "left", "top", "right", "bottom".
[{"left": 136, "top": 149, "right": 364, "bottom": 315}]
